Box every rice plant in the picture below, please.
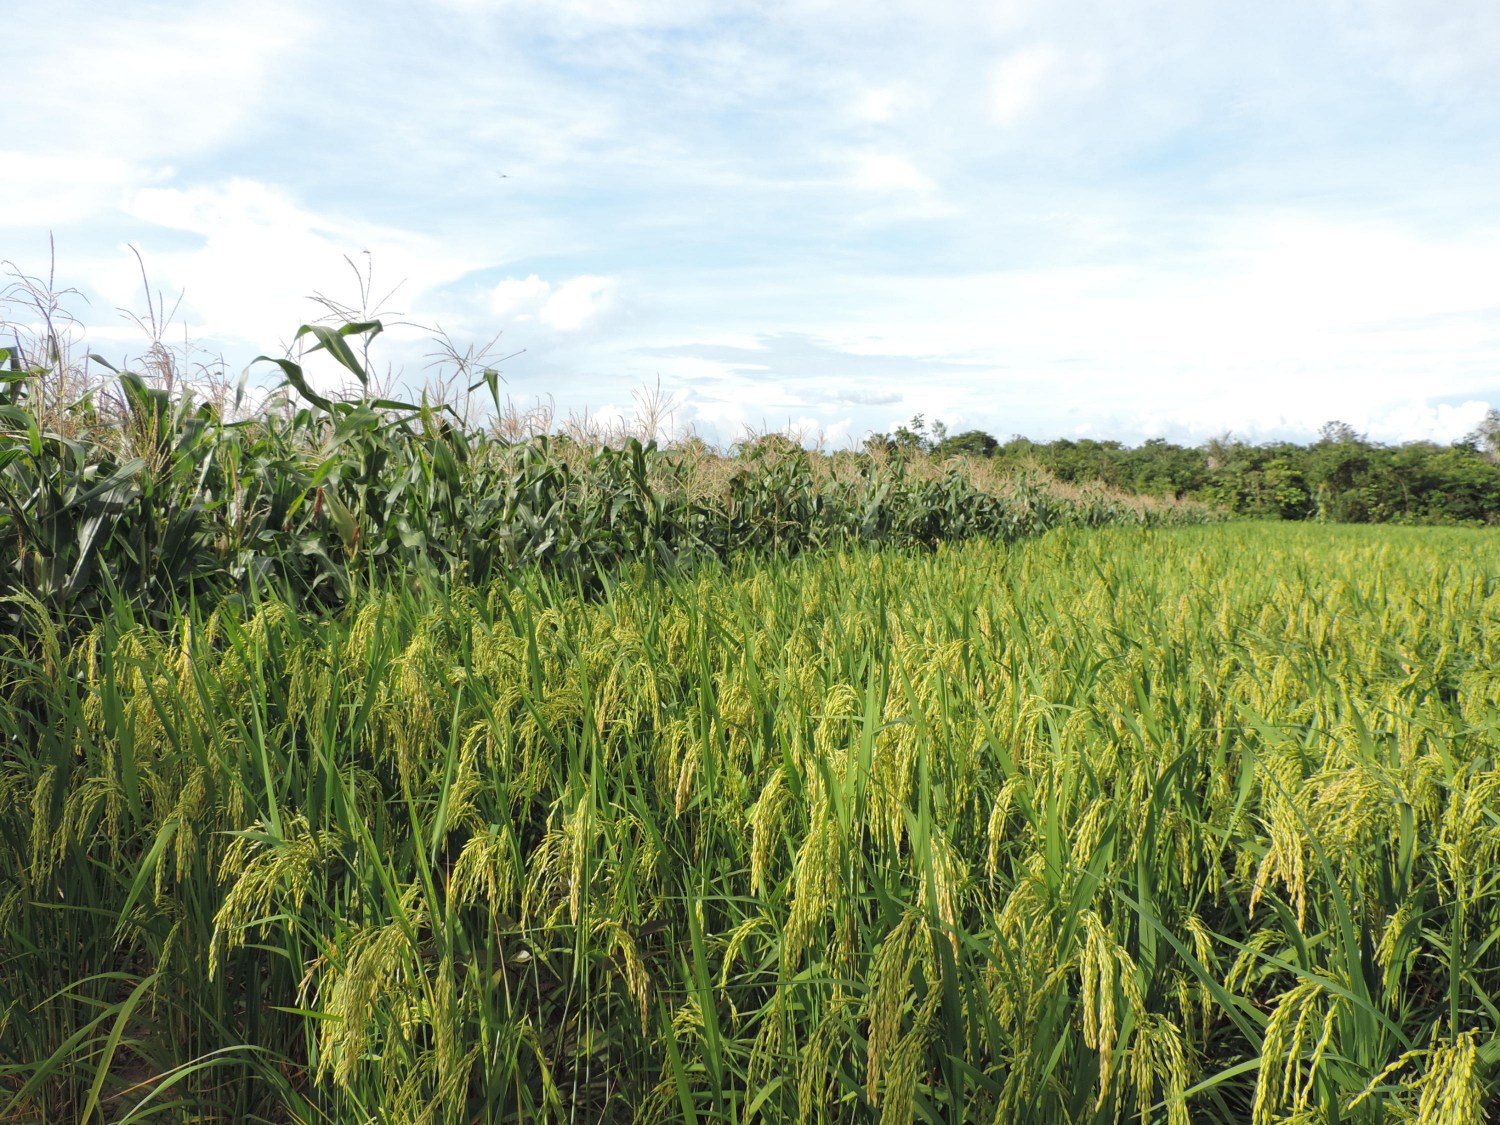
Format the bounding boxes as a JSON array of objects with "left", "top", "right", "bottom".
[{"left": 3, "top": 521, "right": 1498, "bottom": 1122}]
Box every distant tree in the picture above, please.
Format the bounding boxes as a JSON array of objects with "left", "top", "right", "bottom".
[
  {"left": 934, "top": 429, "right": 999, "bottom": 458},
  {"left": 1307, "top": 430, "right": 1373, "bottom": 520},
  {"left": 1122, "top": 438, "right": 1208, "bottom": 498},
  {"left": 891, "top": 415, "right": 932, "bottom": 454},
  {"left": 1318, "top": 420, "right": 1363, "bottom": 445},
  {"left": 1465, "top": 407, "right": 1500, "bottom": 463},
  {"left": 880, "top": 419, "right": 1500, "bottom": 524},
  {"left": 1202, "top": 433, "right": 1237, "bottom": 472}
]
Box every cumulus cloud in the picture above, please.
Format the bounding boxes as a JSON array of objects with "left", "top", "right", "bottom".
[
  {"left": 0, "top": 153, "right": 151, "bottom": 230},
  {"left": 490, "top": 274, "right": 617, "bottom": 330},
  {"left": 542, "top": 276, "right": 617, "bottom": 330},
  {"left": 7, "top": 0, "right": 1500, "bottom": 444},
  {"left": 59, "top": 180, "right": 481, "bottom": 386}
]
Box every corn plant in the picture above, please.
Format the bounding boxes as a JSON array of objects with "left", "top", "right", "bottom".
[{"left": 1, "top": 319, "right": 1214, "bottom": 646}]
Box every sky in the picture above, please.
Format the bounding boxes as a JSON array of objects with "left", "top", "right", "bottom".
[{"left": 4, "top": 0, "right": 1500, "bottom": 449}]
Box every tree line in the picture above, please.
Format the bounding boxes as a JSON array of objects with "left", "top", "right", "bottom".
[{"left": 869, "top": 411, "right": 1500, "bottom": 524}]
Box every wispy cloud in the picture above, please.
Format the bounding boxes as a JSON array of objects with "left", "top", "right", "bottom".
[
  {"left": 989, "top": 46, "right": 1064, "bottom": 126},
  {"left": 5, "top": 0, "right": 1499, "bottom": 445}
]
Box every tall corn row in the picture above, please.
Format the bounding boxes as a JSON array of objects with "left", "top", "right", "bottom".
[{"left": 0, "top": 324, "right": 1211, "bottom": 643}]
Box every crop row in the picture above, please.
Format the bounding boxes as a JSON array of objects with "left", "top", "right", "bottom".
[
  {"left": 3, "top": 522, "right": 1497, "bottom": 1121},
  {"left": 1, "top": 323, "right": 1209, "bottom": 636}
]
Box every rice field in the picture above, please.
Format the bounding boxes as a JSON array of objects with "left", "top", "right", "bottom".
[{"left": 3, "top": 521, "right": 1499, "bottom": 1123}]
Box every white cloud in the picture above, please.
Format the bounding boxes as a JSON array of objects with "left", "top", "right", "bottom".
[
  {"left": 704, "top": 211, "right": 1500, "bottom": 443},
  {"left": 7, "top": 3, "right": 316, "bottom": 162},
  {"left": 1367, "top": 399, "right": 1493, "bottom": 443},
  {"left": 0, "top": 152, "right": 154, "bottom": 229},
  {"left": 851, "top": 153, "right": 937, "bottom": 194},
  {"left": 1213, "top": 218, "right": 1500, "bottom": 330},
  {"left": 66, "top": 180, "right": 481, "bottom": 382},
  {"left": 782, "top": 414, "right": 851, "bottom": 446},
  {"left": 837, "top": 389, "right": 903, "bottom": 405},
  {"left": 431, "top": 0, "right": 714, "bottom": 30},
  {"left": 7, "top": 0, "right": 1500, "bottom": 446},
  {"left": 989, "top": 46, "right": 1061, "bottom": 126},
  {"left": 491, "top": 275, "right": 552, "bottom": 318},
  {"left": 845, "top": 152, "right": 956, "bottom": 221},
  {"left": 489, "top": 274, "right": 617, "bottom": 331},
  {"left": 542, "top": 276, "right": 616, "bottom": 330},
  {"left": 1326, "top": 0, "right": 1500, "bottom": 98},
  {"left": 852, "top": 84, "right": 910, "bottom": 123}
]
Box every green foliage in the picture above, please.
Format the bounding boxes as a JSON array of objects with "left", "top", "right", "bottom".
[
  {"left": 867, "top": 414, "right": 949, "bottom": 456},
  {"left": 983, "top": 426, "right": 1500, "bottom": 523},
  {"left": 933, "top": 429, "right": 999, "bottom": 459},
  {"left": 6, "top": 302, "right": 1497, "bottom": 1121},
  {"left": 0, "top": 331, "right": 1208, "bottom": 636},
  {"left": 1466, "top": 408, "right": 1500, "bottom": 462},
  {"left": 3, "top": 524, "right": 1499, "bottom": 1122}
]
